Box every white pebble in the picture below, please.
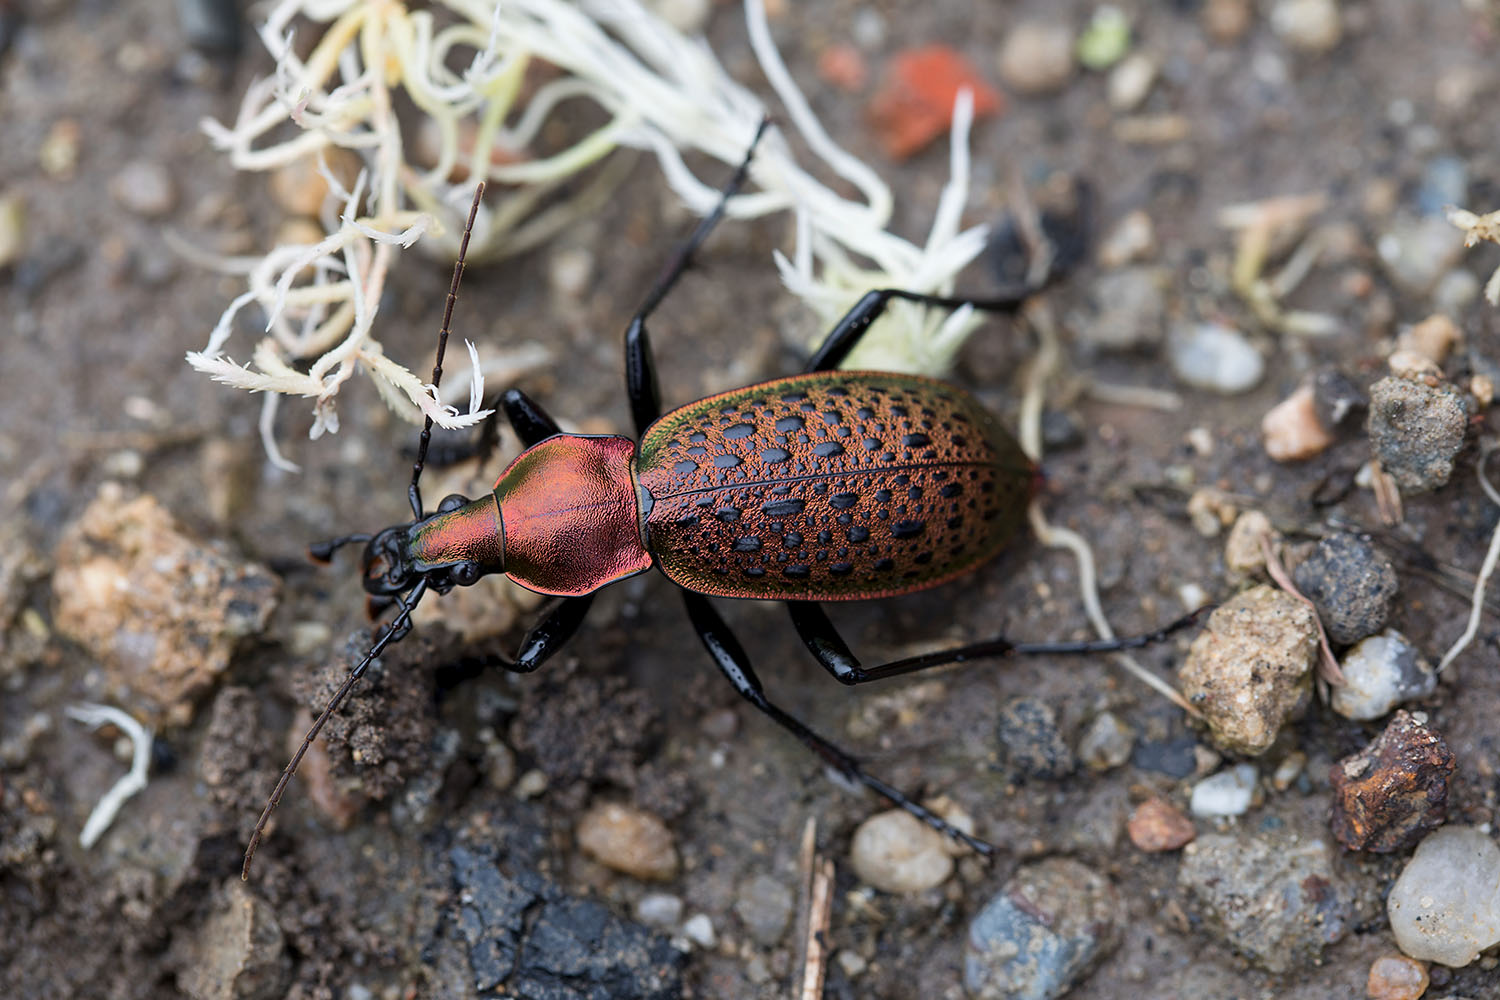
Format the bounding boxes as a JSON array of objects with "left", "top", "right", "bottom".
[
  {"left": 635, "top": 892, "right": 684, "bottom": 928},
  {"left": 849, "top": 809, "right": 954, "bottom": 893},
  {"left": 1168, "top": 323, "right": 1265, "bottom": 395},
  {"left": 1108, "top": 53, "right": 1157, "bottom": 111},
  {"left": 1271, "top": 0, "right": 1342, "bottom": 54},
  {"left": 1388, "top": 826, "right": 1500, "bottom": 967},
  {"left": 1331, "top": 630, "right": 1436, "bottom": 721},
  {"left": 1190, "top": 763, "right": 1259, "bottom": 817},
  {"left": 997, "top": 22, "right": 1076, "bottom": 96},
  {"left": 681, "top": 913, "right": 717, "bottom": 949}
]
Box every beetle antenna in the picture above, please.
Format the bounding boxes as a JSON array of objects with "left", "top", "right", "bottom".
[
  {"left": 242, "top": 577, "right": 430, "bottom": 880},
  {"left": 410, "top": 183, "right": 487, "bottom": 520}
]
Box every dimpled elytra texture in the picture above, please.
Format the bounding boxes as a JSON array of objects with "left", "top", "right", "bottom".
[{"left": 636, "top": 371, "right": 1035, "bottom": 601}]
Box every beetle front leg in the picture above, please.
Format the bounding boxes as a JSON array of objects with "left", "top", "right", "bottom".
[
  {"left": 467, "top": 594, "right": 595, "bottom": 674},
  {"left": 787, "top": 600, "right": 1211, "bottom": 683},
  {"left": 682, "top": 591, "right": 995, "bottom": 857}
]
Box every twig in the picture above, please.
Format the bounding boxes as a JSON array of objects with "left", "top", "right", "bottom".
[
  {"left": 797, "top": 818, "right": 834, "bottom": 1000},
  {"left": 65, "top": 704, "right": 153, "bottom": 848}
]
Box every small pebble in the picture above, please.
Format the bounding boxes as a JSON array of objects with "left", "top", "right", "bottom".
[
  {"left": 513, "top": 768, "right": 548, "bottom": 799},
  {"left": 965, "top": 858, "right": 1124, "bottom": 999},
  {"left": 1074, "top": 267, "right": 1167, "bottom": 350},
  {"left": 733, "top": 874, "right": 794, "bottom": 946},
  {"left": 996, "top": 22, "right": 1075, "bottom": 96},
  {"left": 1367, "top": 375, "right": 1468, "bottom": 493},
  {"left": 1271, "top": 750, "right": 1307, "bottom": 791},
  {"left": 680, "top": 913, "right": 716, "bottom": 949},
  {"left": 1077, "top": 711, "right": 1135, "bottom": 772},
  {"left": 1366, "top": 954, "right": 1429, "bottom": 1000},
  {"left": 1186, "top": 487, "right": 1236, "bottom": 538},
  {"left": 1167, "top": 322, "right": 1266, "bottom": 395},
  {"left": 1076, "top": 5, "right": 1131, "bottom": 70},
  {"left": 0, "top": 193, "right": 26, "bottom": 269},
  {"left": 835, "top": 950, "right": 868, "bottom": 978},
  {"left": 1398, "top": 313, "right": 1462, "bottom": 366},
  {"left": 1178, "top": 587, "right": 1317, "bottom": 756},
  {"left": 1387, "top": 826, "right": 1500, "bottom": 967},
  {"left": 1377, "top": 215, "right": 1466, "bottom": 295},
  {"left": 548, "top": 247, "right": 595, "bottom": 300},
  {"left": 1271, "top": 0, "right": 1342, "bottom": 53},
  {"left": 1433, "top": 268, "right": 1480, "bottom": 316},
  {"left": 1312, "top": 369, "right": 1367, "bottom": 431},
  {"left": 997, "top": 696, "right": 1075, "bottom": 779},
  {"left": 1127, "top": 797, "right": 1196, "bottom": 852},
  {"left": 1107, "top": 53, "right": 1156, "bottom": 111},
  {"left": 1292, "top": 533, "right": 1399, "bottom": 645},
  {"left": 1203, "top": 0, "right": 1253, "bottom": 43},
  {"left": 635, "top": 892, "right": 683, "bottom": 928},
  {"left": 1331, "top": 630, "right": 1436, "bottom": 721},
  {"left": 1180, "top": 832, "right": 1353, "bottom": 973},
  {"left": 817, "top": 43, "right": 868, "bottom": 92},
  {"left": 109, "top": 160, "right": 176, "bottom": 217},
  {"left": 268, "top": 148, "right": 361, "bottom": 217},
  {"left": 1262, "top": 385, "right": 1335, "bottom": 462},
  {"left": 1097, "top": 210, "right": 1156, "bottom": 268},
  {"left": 1190, "top": 763, "right": 1259, "bottom": 818},
  {"left": 1224, "top": 510, "right": 1273, "bottom": 577},
  {"left": 575, "top": 802, "right": 679, "bottom": 881},
  {"left": 1330, "top": 710, "right": 1454, "bottom": 853},
  {"left": 39, "top": 118, "right": 80, "bottom": 177},
  {"left": 1416, "top": 157, "right": 1468, "bottom": 218},
  {"left": 849, "top": 809, "right": 953, "bottom": 894}
]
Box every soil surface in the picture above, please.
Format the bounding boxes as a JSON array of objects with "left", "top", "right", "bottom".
[{"left": 4, "top": 2, "right": 1500, "bottom": 999}]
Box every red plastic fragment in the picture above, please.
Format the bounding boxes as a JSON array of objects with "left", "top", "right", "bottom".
[{"left": 866, "top": 45, "right": 1004, "bottom": 161}]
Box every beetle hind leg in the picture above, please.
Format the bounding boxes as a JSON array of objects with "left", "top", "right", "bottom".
[
  {"left": 682, "top": 591, "right": 995, "bottom": 857},
  {"left": 787, "top": 599, "right": 1211, "bottom": 684}
]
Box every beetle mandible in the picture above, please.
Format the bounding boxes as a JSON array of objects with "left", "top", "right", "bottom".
[{"left": 242, "top": 121, "right": 1202, "bottom": 878}]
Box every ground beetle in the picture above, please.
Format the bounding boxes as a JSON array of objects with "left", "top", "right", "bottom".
[{"left": 242, "top": 122, "right": 1202, "bottom": 878}]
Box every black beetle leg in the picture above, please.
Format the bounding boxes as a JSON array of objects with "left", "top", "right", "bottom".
[
  {"left": 458, "top": 594, "right": 596, "bottom": 674},
  {"left": 787, "top": 600, "right": 1212, "bottom": 684},
  {"left": 682, "top": 591, "right": 995, "bottom": 857},
  {"left": 803, "top": 286, "right": 1041, "bottom": 374},
  {"left": 625, "top": 120, "right": 772, "bottom": 435}
]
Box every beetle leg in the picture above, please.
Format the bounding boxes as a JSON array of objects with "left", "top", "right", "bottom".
[
  {"left": 682, "top": 591, "right": 995, "bottom": 857},
  {"left": 788, "top": 600, "right": 1212, "bottom": 684},
  {"left": 408, "top": 386, "right": 561, "bottom": 468},
  {"left": 501, "top": 388, "right": 562, "bottom": 447},
  {"left": 625, "top": 119, "right": 772, "bottom": 434},
  {"left": 804, "top": 286, "right": 1040, "bottom": 373},
  {"left": 465, "top": 594, "right": 595, "bottom": 674}
]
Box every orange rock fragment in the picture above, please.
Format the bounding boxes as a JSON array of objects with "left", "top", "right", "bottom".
[
  {"left": 866, "top": 46, "right": 1004, "bottom": 160},
  {"left": 1127, "top": 797, "right": 1197, "bottom": 852},
  {"left": 1365, "top": 953, "right": 1428, "bottom": 1000}
]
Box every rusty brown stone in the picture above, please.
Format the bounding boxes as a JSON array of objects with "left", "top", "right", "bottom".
[
  {"left": 1329, "top": 710, "right": 1455, "bottom": 853},
  {"left": 1127, "top": 797, "right": 1197, "bottom": 852}
]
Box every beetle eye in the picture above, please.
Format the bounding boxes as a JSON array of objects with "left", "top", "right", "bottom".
[
  {"left": 437, "top": 493, "right": 470, "bottom": 513},
  {"left": 452, "top": 560, "right": 482, "bottom": 586}
]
